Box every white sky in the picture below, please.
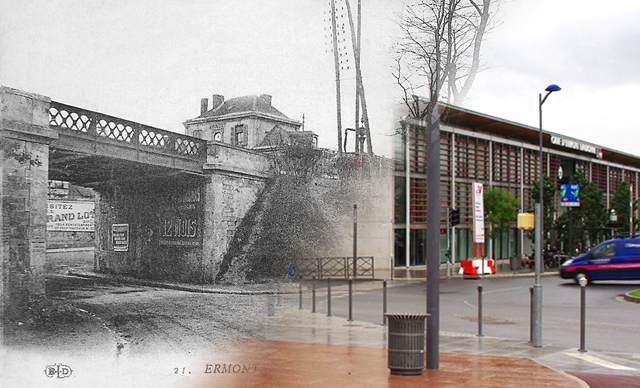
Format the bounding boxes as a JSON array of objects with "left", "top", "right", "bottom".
[{"left": 2, "top": 0, "right": 640, "bottom": 158}]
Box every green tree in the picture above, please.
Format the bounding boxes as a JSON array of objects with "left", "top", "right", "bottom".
[
  {"left": 531, "top": 175, "right": 556, "bottom": 248},
  {"left": 484, "top": 186, "right": 518, "bottom": 240},
  {"left": 554, "top": 167, "right": 605, "bottom": 253},
  {"left": 611, "top": 181, "right": 637, "bottom": 236}
]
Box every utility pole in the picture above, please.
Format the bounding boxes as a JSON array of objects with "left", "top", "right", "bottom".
[{"left": 330, "top": 0, "right": 343, "bottom": 154}]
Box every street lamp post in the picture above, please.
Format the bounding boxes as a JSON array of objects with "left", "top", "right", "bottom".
[{"left": 533, "top": 84, "right": 561, "bottom": 348}]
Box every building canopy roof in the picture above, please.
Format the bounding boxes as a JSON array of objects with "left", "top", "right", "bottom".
[{"left": 402, "top": 99, "right": 640, "bottom": 170}]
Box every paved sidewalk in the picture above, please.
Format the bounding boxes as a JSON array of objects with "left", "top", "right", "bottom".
[{"left": 32, "top": 269, "right": 640, "bottom": 388}]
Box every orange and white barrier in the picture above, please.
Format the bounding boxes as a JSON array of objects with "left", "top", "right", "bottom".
[{"left": 459, "top": 259, "right": 496, "bottom": 276}]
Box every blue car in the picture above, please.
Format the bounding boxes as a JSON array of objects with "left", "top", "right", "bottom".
[{"left": 560, "top": 238, "right": 640, "bottom": 282}]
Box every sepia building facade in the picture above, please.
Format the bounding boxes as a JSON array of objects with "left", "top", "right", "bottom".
[{"left": 183, "top": 93, "right": 318, "bottom": 149}]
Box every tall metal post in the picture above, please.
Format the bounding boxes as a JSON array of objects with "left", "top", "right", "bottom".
[
  {"left": 533, "top": 84, "right": 560, "bottom": 348},
  {"left": 532, "top": 204, "right": 543, "bottom": 347},
  {"left": 578, "top": 274, "right": 588, "bottom": 352},
  {"left": 312, "top": 277, "right": 316, "bottom": 313},
  {"left": 405, "top": 122, "right": 411, "bottom": 269},
  {"left": 327, "top": 278, "right": 332, "bottom": 317},
  {"left": 569, "top": 207, "right": 573, "bottom": 257},
  {"left": 446, "top": 208, "right": 451, "bottom": 278},
  {"left": 353, "top": 204, "right": 358, "bottom": 278},
  {"left": 348, "top": 278, "right": 354, "bottom": 322},
  {"left": 299, "top": 281, "right": 303, "bottom": 310},
  {"left": 426, "top": 105, "right": 441, "bottom": 369},
  {"left": 534, "top": 91, "right": 546, "bottom": 347},
  {"left": 382, "top": 279, "right": 388, "bottom": 326},
  {"left": 477, "top": 285, "right": 484, "bottom": 337}
]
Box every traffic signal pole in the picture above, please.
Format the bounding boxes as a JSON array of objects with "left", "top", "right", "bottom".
[
  {"left": 447, "top": 208, "right": 451, "bottom": 278},
  {"left": 446, "top": 208, "right": 459, "bottom": 278}
]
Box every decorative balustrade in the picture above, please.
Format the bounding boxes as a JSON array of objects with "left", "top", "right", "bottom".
[
  {"left": 294, "top": 257, "right": 375, "bottom": 279},
  {"left": 49, "top": 101, "right": 206, "bottom": 161}
]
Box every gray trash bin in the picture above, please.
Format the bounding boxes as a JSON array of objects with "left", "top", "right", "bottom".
[
  {"left": 384, "top": 313, "right": 429, "bottom": 376},
  {"left": 510, "top": 255, "right": 521, "bottom": 273}
]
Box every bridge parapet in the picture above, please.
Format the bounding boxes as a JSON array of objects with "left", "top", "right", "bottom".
[{"left": 49, "top": 101, "right": 206, "bottom": 161}]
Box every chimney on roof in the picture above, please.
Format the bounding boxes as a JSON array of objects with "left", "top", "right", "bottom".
[
  {"left": 260, "top": 94, "right": 272, "bottom": 106},
  {"left": 200, "top": 98, "right": 208, "bottom": 115},
  {"left": 211, "top": 94, "right": 225, "bottom": 110}
]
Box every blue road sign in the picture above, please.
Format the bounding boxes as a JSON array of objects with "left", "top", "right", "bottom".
[
  {"left": 560, "top": 184, "right": 580, "bottom": 207},
  {"left": 288, "top": 263, "right": 297, "bottom": 278}
]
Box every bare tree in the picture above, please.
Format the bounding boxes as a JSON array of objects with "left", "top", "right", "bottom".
[{"left": 393, "top": 0, "right": 495, "bottom": 117}]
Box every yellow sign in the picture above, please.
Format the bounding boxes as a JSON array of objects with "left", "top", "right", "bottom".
[{"left": 517, "top": 213, "right": 534, "bottom": 230}]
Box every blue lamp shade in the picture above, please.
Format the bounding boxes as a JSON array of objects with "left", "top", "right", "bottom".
[{"left": 545, "top": 84, "right": 562, "bottom": 92}]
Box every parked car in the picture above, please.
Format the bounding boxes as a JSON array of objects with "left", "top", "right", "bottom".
[{"left": 560, "top": 238, "right": 640, "bottom": 282}]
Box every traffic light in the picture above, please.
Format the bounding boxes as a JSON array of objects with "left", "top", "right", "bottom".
[
  {"left": 440, "top": 228, "right": 446, "bottom": 235},
  {"left": 449, "top": 208, "right": 460, "bottom": 227}
]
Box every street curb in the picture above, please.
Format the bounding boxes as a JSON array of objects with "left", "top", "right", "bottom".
[
  {"left": 561, "top": 372, "right": 593, "bottom": 388},
  {"left": 623, "top": 290, "right": 640, "bottom": 304},
  {"left": 66, "top": 269, "right": 561, "bottom": 298},
  {"left": 67, "top": 270, "right": 297, "bottom": 295}
]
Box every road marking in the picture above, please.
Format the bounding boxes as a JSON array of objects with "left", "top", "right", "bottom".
[
  {"left": 463, "top": 301, "right": 476, "bottom": 309},
  {"left": 565, "top": 352, "right": 636, "bottom": 371},
  {"left": 483, "top": 287, "right": 522, "bottom": 295}
]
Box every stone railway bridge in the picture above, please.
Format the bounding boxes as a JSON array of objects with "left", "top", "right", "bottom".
[
  {"left": 1, "top": 87, "right": 392, "bottom": 324},
  {"left": 1, "top": 86, "right": 274, "bottom": 322}
]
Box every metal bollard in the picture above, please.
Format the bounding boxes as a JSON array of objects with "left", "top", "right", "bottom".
[
  {"left": 383, "top": 280, "right": 388, "bottom": 326},
  {"left": 268, "top": 283, "right": 275, "bottom": 317},
  {"left": 578, "top": 275, "right": 588, "bottom": 352},
  {"left": 299, "top": 281, "right": 303, "bottom": 310},
  {"left": 312, "top": 277, "right": 316, "bottom": 313},
  {"left": 529, "top": 286, "right": 533, "bottom": 343},
  {"left": 327, "top": 278, "right": 332, "bottom": 317},
  {"left": 348, "top": 278, "right": 353, "bottom": 322},
  {"left": 477, "top": 284, "right": 484, "bottom": 337},
  {"left": 276, "top": 283, "right": 281, "bottom": 306}
]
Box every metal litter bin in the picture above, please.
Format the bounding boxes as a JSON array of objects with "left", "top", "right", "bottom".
[
  {"left": 510, "top": 255, "right": 521, "bottom": 273},
  {"left": 384, "top": 313, "right": 429, "bottom": 376}
]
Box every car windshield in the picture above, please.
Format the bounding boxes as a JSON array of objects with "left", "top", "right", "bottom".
[{"left": 591, "top": 242, "right": 616, "bottom": 259}]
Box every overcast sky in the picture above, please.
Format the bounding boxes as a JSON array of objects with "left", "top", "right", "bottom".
[{"left": 2, "top": 0, "right": 640, "bottom": 158}]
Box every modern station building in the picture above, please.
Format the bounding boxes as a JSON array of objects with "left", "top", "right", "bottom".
[{"left": 393, "top": 100, "right": 640, "bottom": 269}]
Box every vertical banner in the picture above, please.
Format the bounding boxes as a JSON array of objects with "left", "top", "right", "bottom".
[
  {"left": 112, "top": 224, "right": 130, "bottom": 252},
  {"left": 472, "top": 182, "right": 485, "bottom": 243}
]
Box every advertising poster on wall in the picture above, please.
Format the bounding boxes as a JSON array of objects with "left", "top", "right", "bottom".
[
  {"left": 47, "top": 201, "right": 95, "bottom": 231},
  {"left": 154, "top": 187, "right": 203, "bottom": 248},
  {"left": 472, "top": 182, "right": 485, "bottom": 243},
  {"left": 112, "top": 223, "right": 130, "bottom": 252}
]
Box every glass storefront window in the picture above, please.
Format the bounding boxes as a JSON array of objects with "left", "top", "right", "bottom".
[{"left": 394, "top": 177, "right": 406, "bottom": 223}]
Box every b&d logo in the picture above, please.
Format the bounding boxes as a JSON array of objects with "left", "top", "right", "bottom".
[{"left": 44, "top": 364, "right": 73, "bottom": 379}]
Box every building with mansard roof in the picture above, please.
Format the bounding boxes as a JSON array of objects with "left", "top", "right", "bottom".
[{"left": 183, "top": 94, "right": 317, "bottom": 149}]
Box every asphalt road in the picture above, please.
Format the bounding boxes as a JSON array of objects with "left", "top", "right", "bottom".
[
  {"left": 305, "top": 276, "right": 640, "bottom": 354},
  {"left": 40, "top": 274, "right": 276, "bottom": 357}
]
